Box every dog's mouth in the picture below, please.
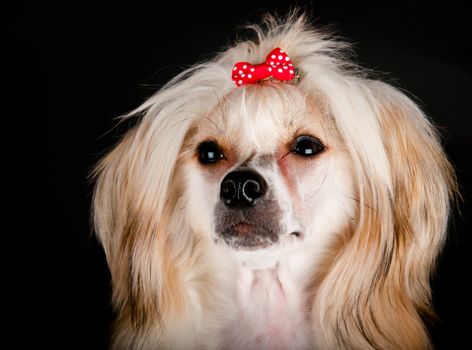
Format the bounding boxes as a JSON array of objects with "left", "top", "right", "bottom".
[{"left": 219, "top": 222, "right": 279, "bottom": 250}]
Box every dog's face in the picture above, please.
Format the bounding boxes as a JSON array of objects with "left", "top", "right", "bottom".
[{"left": 182, "top": 84, "right": 355, "bottom": 262}]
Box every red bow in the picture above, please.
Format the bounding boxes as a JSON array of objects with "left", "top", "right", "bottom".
[{"left": 231, "top": 48, "right": 295, "bottom": 87}]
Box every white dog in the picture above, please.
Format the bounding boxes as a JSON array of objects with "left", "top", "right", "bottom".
[{"left": 93, "top": 11, "right": 457, "bottom": 350}]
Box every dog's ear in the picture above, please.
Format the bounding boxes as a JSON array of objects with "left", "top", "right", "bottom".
[
  {"left": 313, "top": 81, "right": 457, "bottom": 349},
  {"left": 92, "top": 111, "right": 193, "bottom": 332},
  {"left": 92, "top": 65, "right": 230, "bottom": 345}
]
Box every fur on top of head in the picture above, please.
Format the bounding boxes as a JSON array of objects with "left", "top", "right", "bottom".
[{"left": 92, "top": 10, "right": 457, "bottom": 350}]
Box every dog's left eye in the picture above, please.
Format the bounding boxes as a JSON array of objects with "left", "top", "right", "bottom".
[
  {"left": 293, "top": 136, "right": 324, "bottom": 157},
  {"left": 198, "top": 142, "right": 224, "bottom": 164}
]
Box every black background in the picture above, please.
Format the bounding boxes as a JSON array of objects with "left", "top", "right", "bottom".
[{"left": 8, "top": 1, "right": 471, "bottom": 349}]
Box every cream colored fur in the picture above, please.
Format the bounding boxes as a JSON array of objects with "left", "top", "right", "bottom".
[{"left": 92, "top": 11, "right": 457, "bottom": 350}]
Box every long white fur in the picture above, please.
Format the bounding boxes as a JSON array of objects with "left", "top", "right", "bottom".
[{"left": 92, "top": 10, "right": 456, "bottom": 350}]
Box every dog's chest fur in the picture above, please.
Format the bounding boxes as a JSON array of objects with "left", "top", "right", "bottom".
[{"left": 218, "top": 262, "right": 313, "bottom": 350}]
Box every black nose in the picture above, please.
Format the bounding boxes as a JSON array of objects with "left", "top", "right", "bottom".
[{"left": 220, "top": 170, "right": 267, "bottom": 208}]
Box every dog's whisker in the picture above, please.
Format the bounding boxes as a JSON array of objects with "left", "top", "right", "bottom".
[
  {"left": 342, "top": 193, "right": 376, "bottom": 211},
  {"left": 307, "top": 168, "right": 329, "bottom": 201}
]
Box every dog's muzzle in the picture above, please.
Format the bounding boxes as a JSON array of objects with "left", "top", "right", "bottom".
[{"left": 215, "top": 170, "right": 281, "bottom": 250}]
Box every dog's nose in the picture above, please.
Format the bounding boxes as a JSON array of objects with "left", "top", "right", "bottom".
[{"left": 220, "top": 170, "right": 267, "bottom": 208}]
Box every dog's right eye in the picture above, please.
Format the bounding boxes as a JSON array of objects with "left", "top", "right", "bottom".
[
  {"left": 198, "top": 142, "right": 224, "bottom": 164},
  {"left": 292, "top": 135, "right": 324, "bottom": 157}
]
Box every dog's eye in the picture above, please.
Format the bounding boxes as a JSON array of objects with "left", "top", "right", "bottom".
[
  {"left": 198, "top": 142, "right": 224, "bottom": 164},
  {"left": 293, "top": 136, "right": 324, "bottom": 157}
]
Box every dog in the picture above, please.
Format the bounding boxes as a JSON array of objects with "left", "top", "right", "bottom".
[{"left": 92, "top": 11, "right": 457, "bottom": 350}]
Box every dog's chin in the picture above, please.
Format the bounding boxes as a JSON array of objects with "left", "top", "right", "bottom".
[
  {"left": 216, "top": 223, "right": 304, "bottom": 251},
  {"left": 218, "top": 223, "right": 279, "bottom": 251}
]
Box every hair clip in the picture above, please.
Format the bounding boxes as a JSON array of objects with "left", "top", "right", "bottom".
[{"left": 231, "top": 48, "right": 299, "bottom": 87}]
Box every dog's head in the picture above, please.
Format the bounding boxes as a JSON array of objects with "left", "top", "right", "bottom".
[
  {"left": 181, "top": 84, "right": 355, "bottom": 267},
  {"left": 92, "top": 13, "right": 457, "bottom": 349}
]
